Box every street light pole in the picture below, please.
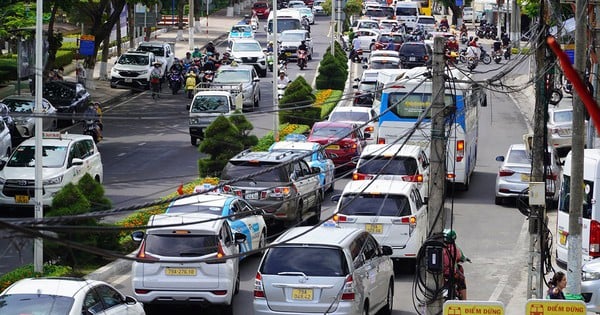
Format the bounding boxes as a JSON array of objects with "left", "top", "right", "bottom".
[{"left": 33, "top": 0, "right": 44, "bottom": 274}]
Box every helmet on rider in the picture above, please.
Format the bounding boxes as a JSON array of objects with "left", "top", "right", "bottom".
[{"left": 443, "top": 229, "right": 457, "bottom": 243}]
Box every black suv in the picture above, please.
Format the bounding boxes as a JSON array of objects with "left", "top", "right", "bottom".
[
  {"left": 220, "top": 150, "right": 322, "bottom": 227},
  {"left": 398, "top": 42, "right": 433, "bottom": 69}
]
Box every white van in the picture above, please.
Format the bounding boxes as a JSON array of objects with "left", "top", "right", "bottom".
[
  {"left": 556, "top": 149, "right": 600, "bottom": 264},
  {"left": 265, "top": 9, "right": 303, "bottom": 42},
  {"left": 394, "top": 1, "right": 419, "bottom": 30}
]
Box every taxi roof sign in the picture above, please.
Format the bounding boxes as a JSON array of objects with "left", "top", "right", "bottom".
[
  {"left": 525, "top": 299, "right": 586, "bottom": 315},
  {"left": 42, "top": 131, "right": 62, "bottom": 139},
  {"left": 443, "top": 301, "right": 504, "bottom": 315}
]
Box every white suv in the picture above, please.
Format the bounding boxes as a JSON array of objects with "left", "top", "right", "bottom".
[
  {"left": 131, "top": 212, "right": 246, "bottom": 314},
  {"left": 136, "top": 41, "right": 174, "bottom": 74},
  {"left": 227, "top": 39, "right": 268, "bottom": 77},
  {"left": 110, "top": 51, "right": 157, "bottom": 89},
  {"left": 0, "top": 132, "right": 103, "bottom": 208},
  {"left": 253, "top": 225, "right": 394, "bottom": 315}
]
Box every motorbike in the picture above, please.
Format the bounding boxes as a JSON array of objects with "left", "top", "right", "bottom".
[
  {"left": 467, "top": 57, "right": 478, "bottom": 71},
  {"left": 168, "top": 71, "right": 184, "bottom": 95},
  {"left": 460, "top": 32, "right": 468, "bottom": 44},
  {"left": 443, "top": 257, "right": 470, "bottom": 301},
  {"left": 297, "top": 50, "right": 308, "bottom": 70},
  {"left": 201, "top": 70, "right": 215, "bottom": 84},
  {"left": 479, "top": 47, "right": 492, "bottom": 64},
  {"left": 83, "top": 119, "right": 101, "bottom": 143},
  {"left": 185, "top": 73, "right": 197, "bottom": 99},
  {"left": 350, "top": 48, "right": 363, "bottom": 63},
  {"left": 266, "top": 52, "right": 274, "bottom": 72},
  {"left": 492, "top": 49, "right": 503, "bottom": 64},
  {"left": 277, "top": 83, "right": 287, "bottom": 100}
]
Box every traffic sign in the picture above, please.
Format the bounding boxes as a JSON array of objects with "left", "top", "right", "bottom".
[
  {"left": 525, "top": 299, "right": 586, "bottom": 315},
  {"left": 443, "top": 300, "right": 504, "bottom": 315},
  {"left": 80, "top": 34, "right": 95, "bottom": 41}
]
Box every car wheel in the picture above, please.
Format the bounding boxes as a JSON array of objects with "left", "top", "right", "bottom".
[
  {"left": 380, "top": 282, "right": 393, "bottom": 315},
  {"left": 110, "top": 80, "right": 117, "bottom": 88},
  {"left": 362, "top": 303, "right": 369, "bottom": 315},
  {"left": 307, "top": 198, "right": 321, "bottom": 225},
  {"left": 494, "top": 196, "right": 503, "bottom": 205},
  {"left": 254, "top": 93, "right": 260, "bottom": 107},
  {"left": 326, "top": 179, "right": 334, "bottom": 193},
  {"left": 190, "top": 136, "right": 198, "bottom": 146}
]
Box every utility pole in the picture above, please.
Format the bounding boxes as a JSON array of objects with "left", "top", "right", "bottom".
[
  {"left": 510, "top": 0, "right": 520, "bottom": 48},
  {"left": 189, "top": 0, "right": 195, "bottom": 51},
  {"left": 566, "top": 0, "right": 587, "bottom": 296},
  {"left": 527, "top": 0, "right": 548, "bottom": 299},
  {"left": 426, "top": 36, "right": 446, "bottom": 315},
  {"left": 272, "top": 0, "right": 279, "bottom": 141}
]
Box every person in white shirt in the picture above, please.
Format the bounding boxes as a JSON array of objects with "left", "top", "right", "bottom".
[
  {"left": 350, "top": 35, "right": 362, "bottom": 60},
  {"left": 276, "top": 71, "right": 291, "bottom": 86}
]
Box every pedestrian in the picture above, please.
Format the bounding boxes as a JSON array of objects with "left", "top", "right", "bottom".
[
  {"left": 547, "top": 271, "right": 567, "bottom": 299},
  {"left": 76, "top": 62, "right": 87, "bottom": 87}
]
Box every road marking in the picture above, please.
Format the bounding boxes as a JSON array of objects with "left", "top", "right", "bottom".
[
  {"left": 138, "top": 142, "right": 146, "bottom": 146},
  {"left": 107, "top": 91, "right": 147, "bottom": 111},
  {"left": 489, "top": 218, "right": 528, "bottom": 302},
  {"left": 118, "top": 153, "right": 126, "bottom": 157}
]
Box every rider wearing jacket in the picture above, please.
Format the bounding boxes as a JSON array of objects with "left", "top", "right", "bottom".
[{"left": 443, "top": 229, "right": 468, "bottom": 300}]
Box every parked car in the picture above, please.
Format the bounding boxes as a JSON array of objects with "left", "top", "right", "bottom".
[
  {"left": 136, "top": 41, "right": 174, "bottom": 74},
  {"left": 42, "top": 81, "right": 90, "bottom": 127},
  {"left": 279, "top": 29, "right": 313, "bottom": 60},
  {"left": 494, "top": 143, "right": 563, "bottom": 205},
  {"left": 253, "top": 225, "right": 395, "bottom": 315},
  {"left": 398, "top": 42, "right": 432, "bottom": 68},
  {"left": 307, "top": 121, "right": 368, "bottom": 170},
  {"left": 547, "top": 106, "right": 583, "bottom": 153},
  {"left": 226, "top": 39, "right": 268, "bottom": 77},
  {"left": 252, "top": 1, "right": 271, "bottom": 18},
  {"left": 0, "top": 117, "right": 13, "bottom": 160},
  {"left": 0, "top": 95, "right": 58, "bottom": 145},
  {"left": 213, "top": 64, "right": 261, "bottom": 110},
  {"left": 131, "top": 212, "right": 246, "bottom": 314},
  {"left": 220, "top": 150, "right": 322, "bottom": 226},
  {"left": 165, "top": 190, "right": 267, "bottom": 258},
  {"left": 0, "top": 277, "right": 145, "bottom": 315},
  {"left": 110, "top": 50, "right": 157, "bottom": 90}
]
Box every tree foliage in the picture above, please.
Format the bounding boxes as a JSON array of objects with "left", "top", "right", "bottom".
[
  {"left": 228, "top": 111, "right": 259, "bottom": 149},
  {"left": 198, "top": 115, "right": 244, "bottom": 176}
]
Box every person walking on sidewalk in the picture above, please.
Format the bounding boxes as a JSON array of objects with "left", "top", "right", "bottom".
[
  {"left": 76, "top": 63, "right": 87, "bottom": 87},
  {"left": 150, "top": 62, "right": 162, "bottom": 99}
]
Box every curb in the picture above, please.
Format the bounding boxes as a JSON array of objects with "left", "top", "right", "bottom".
[{"left": 85, "top": 256, "right": 133, "bottom": 281}]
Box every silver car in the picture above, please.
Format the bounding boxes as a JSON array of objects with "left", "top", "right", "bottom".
[
  {"left": 0, "top": 96, "right": 57, "bottom": 144},
  {"left": 582, "top": 258, "right": 600, "bottom": 312},
  {"left": 547, "top": 106, "right": 585, "bottom": 152},
  {"left": 253, "top": 225, "right": 394, "bottom": 315},
  {"left": 213, "top": 64, "right": 261, "bottom": 110},
  {"left": 494, "top": 143, "right": 563, "bottom": 205}
]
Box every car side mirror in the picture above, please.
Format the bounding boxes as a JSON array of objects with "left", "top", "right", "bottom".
[
  {"left": 331, "top": 194, "right": 341, "bottom": 202},
  {"left": 131, "top": 231, "right": 145, "bottom": 242},
  {"left": 234, "top": 232, "right": 247, "bottom": 245},
  {"left": 71, "top": 157, "right": 84, "bottom": 166},
  {"left": 124, "top": 296, "right": 138, "bottom": 305},
  {"left": 0, "top": 158, "right": 7, "bottom": 170},
  {"left": 495, "top": 156, "right": 505, "bottom": 162},
  {"left": 381, "top": 245, "right": 393, "bottom": 256},
  {"left": 422, "top": 196, "right": 428, "bottom": 204},
  {"left": 254, "top": 77, "right": 260, "bottom": 82}
]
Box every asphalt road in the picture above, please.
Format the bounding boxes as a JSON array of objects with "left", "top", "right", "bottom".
[{"left": 0, "top": 15, "right": 540, "bottom": 314}]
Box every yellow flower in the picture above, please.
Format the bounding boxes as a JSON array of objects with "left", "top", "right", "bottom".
[{"left": 314, "top": 89, "right": 333, "bottom": 107}]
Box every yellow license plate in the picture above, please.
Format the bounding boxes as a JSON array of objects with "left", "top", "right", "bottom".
[
  {"left": 520, "top": 174, "right": 530, "bottom": 182},
  {"left": 327, "top": 145, "right": 340, "bottom": 150},
  {"left": 165, "top": 268, "right": 197, "bottom": 276},
  {"left": 291, "top": 288, "right": 313, "bottom": 300},
  {"left": 559, "top": 233, "right": 566, "bottom": 245},
  {"left": 365, "top": 224, "right": 383, "bottom": 234},
  {"left": 285, "top": 52, "right": 292, "bottom": 56},
  {"left": 15, "top": 195, "right": 29, "bottom": 204}
]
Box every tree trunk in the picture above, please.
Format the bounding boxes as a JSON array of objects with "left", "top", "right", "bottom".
[
  {"left": 99, "top": 35, "right": 110, "bottom": 80},
  {"left": 128, "top": 4, "right": 135, "bottom": 48},
  {"left": 178, "top": 0, "right": 186, "bottom": 29},
  {"left": 116, "top": 13, "right": 122, "bottom": 56},
  {"left": 43, "top": 2, "right": 60, "bottom": 81}
]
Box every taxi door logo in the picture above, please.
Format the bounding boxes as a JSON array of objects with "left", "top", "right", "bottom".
[
  {"left": 529, "top": 303, "right": 544, "bottom": 315},
  {"left": 447, "top": 306, "right": 461, "bottom": 315}
]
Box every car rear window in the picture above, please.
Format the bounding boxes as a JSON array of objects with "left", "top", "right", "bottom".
[
  {"left": 358, "top": 156, "right": 418, "bottom": 175},
  {"left": 506, "top": 148, "right": 529, "bottom": 164},
  {"left": 145, "top": 234, "right": 218, "bottom": 257},
  {"left": 260, "top": 246, "right": 349, "bottom": 276},
  {"left": 330, "top": 111, "right": 369, "bottom": 122},
  {"left": 339, "top": 193, "right": 411, "bottom": 216},
  {"left": 221, "top": 161, "right": 286, "bottom": 182},
  {"left": 0, "top": 294, "right": 74, "bottom": 313},
  {"left": 254, "top": 2, "right": 267, "bottom": 8},
  {"left": 553, "top": 110, "right": 573, "bottom": 123},
  {"left": 401, "top": 45, "right": 426, "bottom": 55}
]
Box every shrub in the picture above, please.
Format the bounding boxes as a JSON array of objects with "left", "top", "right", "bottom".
[
  {"left": 279, "top": 76, "right": 316, "bottom": 125},
  {"left": 228, "top": 111, "right": 258, "bottom": 149},
  {"left": 315, "top": 89, "right": 343, "bottom": 119},
  {"left": 0, "top": 264, "right": 73, "bottom": 292},
  {"left": 198, "top": 115, "right": 244, "bottom": 177},
  {"left": 54, "top": 50, "right": 74, "bottom": 68},
  {"left": 252, "top": 123, "right": 311, "bottom": 151},
  {"left": 315, "top": 52, "right": 347, "bottom": 90},
  {"left": 0, "top": 58, "right": 17, "bottom": 80}
]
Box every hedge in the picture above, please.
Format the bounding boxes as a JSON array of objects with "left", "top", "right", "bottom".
[
  {"left": 252, "top": 123, "right": 311, "bottom": 151},
  {"left": 316, "top": 89, "right": 343, "bottom": 119},
  {"left": 55, "top": 50, "right": 74, "bottom": 68},
  {"left": 0, "top": 264, "right": 73, "bottom": 293}
]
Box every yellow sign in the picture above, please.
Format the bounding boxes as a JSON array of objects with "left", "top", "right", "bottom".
[
  {"left": 80, "top": 34, "right": 95, "bottom": 41},
  {"left": 443, "top": 301, "right": 504, "bottom": 315},
  {"left": 525, "top": 299, "right": 586, "bottom": 315}
]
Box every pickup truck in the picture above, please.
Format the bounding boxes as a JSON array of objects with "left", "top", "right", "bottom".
[{"left": 188, "top": 85, "right": 243, "bottom": 146}]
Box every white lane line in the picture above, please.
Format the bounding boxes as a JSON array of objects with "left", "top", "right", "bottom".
[{"left": 117, "top": 153, "right": 126, "bottom": 157}]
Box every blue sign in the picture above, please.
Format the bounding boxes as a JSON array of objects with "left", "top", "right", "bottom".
[
  {"left": 79, "top": 40, "right": 95, "bottom": 57},
  {"left": 456, "top": 0, "right": 463, "bottom": 6}
]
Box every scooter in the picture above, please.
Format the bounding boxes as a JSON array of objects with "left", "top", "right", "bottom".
[
  {"left": 350, "top": 48, "right": 363, "bottom": 63},
  {"left": 266, "top": 52, "right": 274, "bottom": 72},
  {"left": 168, "top": 71, "right": 183, "bottom": 95},
  {"left": 492, "top": 49, "right": 503, "bottom": 64},
  {"left": 83, "top": 119, "right": 101, "bottom": 143},
  {"left": 297, "top": 50, "right": 308, "bottom": 70},
  {"left": 201, "top": 70, "right": 214, "bottom": 84},
  {"left": 185, "top": 73, "right": 197, "bottom": 99},
  {"left": 277, "top": 83, "right": 287, "bottom": 100},
  {"left": 467, "top": 57, "right": 478, "bottom": 71}
]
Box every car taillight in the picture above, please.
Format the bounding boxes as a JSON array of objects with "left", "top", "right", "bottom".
[
  {"left": 207, "top": 242, "right": 226, "bottom": 264},
  {"left": 590, "top": 220, "right": 600, "bottom": 258},
  {"left": 402, "top": 174, "right": 423, "bottom": 182},
  {"left": 352, "top": 172, "right": 372, "bottom": 180},
  {"left": 378, "top": 138, "right": 386, "bottom": 144},
  {"left": 211, "top": 290, "right": 228, "bottom": 295},
  {"left": 264, "top": 186, "right": 293, "bottom": 198},
  {"left": 333, "top": 214, "right": 347, "bottom": 222},
  {"left": 135, "top": 289, "right": 151, "bottom": 294},
  {"left": 364, "top": 126, "right": 374, "bottom": 133},
  {"left": 136, "top": 241, "right": 159, "bottom": 262},
  {"left": 222, "top": 185, "right": 232, "bottom": 193},
  {"left": 254, "top": 272, "right": 265, "bottom": 298},
  {"left": 456, "top": 140, "right": 464, "bottom": 162},
  {"left": 498, "top": 169, "right": 514, "bottom": 177},
  {"left": 340, "top": 275, "right": 355, "bottom": 300},
  {"left": 233, "top": 189, "right": 243, "bottom": 197},
  {"left": 424, "top": 55, "right": 429, "bottom": 61}
]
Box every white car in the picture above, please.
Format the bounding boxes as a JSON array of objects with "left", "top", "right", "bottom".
[
  {"left": 110, "top": 50, "right": 158, "bottom": 89},
  {"left": 367, "top": 56, "right": 401, "bottom": 69},
  {"left": 0, "top": 277, "right": 145, "bottom": 315},
  {"left": 287, "top": 0, "right": 306, "bottom": 8},
  {"left": 350, "top": 19, "right": 380, "bottom": 33},
  {"left": 312, "top": 0, "right": 326, "bottom": 15},
  {"left": 328, "top": 106, "right": 378, "bottom": 144},
  {"left": 131, "top": 212, "right": 247, "bottom": 314},
  {"left": 333, "top": 179, "right": 428, "bottom": 262},
  {"left": 226, "top": 39, "right": 268, "bottom": 77},
  {"left": 227, "top": 24, "right": 255, "bottom": 41},
  {"left": 213, "top": 64, "right": 261, "bottom": 110},
  {"left": 294, "top": 7, "right": 314, "bottom": 24},
  {"left": 136, "top": 41, "right": 174, "bottom": 75},
  {"left": 1, "top": 95, "right": 58, "bottom": 144},
  {"left": 353, "top": 28, "right": 380, "bottom": 52},
  {"left": 279, "top": 29, "right": 313, "bottom": 60},
  {"left": 0, "top": 132, "right": 103, "bottom": 208},
  {"left": 463, "top": 7, "right": 483, "bottom": 23}
]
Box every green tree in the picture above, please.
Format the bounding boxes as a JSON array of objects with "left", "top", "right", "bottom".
[
  {"left": 198, "top": 115, "right": 244, "bottom": 176},
  {"left": 279, "top": 76, "right": 318, "bottom": 125},
  {"left": 323, "top": 0, "right": 362, "bottom": 29},
  {"left": 228, "top": 111, "right": 259, "bottom": 149},
  {"left": 315, "top": 50, "right": 347, "bottom": 90},
  {"left": 42, "top": 0, "right": 75, "bottom": 78},
  {"left": 76, "top": 173, "right": 112, "bottom": 211}
]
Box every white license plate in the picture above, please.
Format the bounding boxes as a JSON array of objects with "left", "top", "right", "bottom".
[
  {"left": 125, "top": 78, "right": 132, "bottom": 83},
  {"left": 520, "top": 174, "right": 530, "bottom": 182},
  {"left": 246, "top": 192, "right": 259, "bottom": 200},
  {"left": 409, "top": 57, "right": 416, "bottom": 61}
]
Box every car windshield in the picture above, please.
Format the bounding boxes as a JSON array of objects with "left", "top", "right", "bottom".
[
  {"left": 280, "top": 32, "right": 304, "bottom": 41},
  {"left": 254, "top": 2, "right": 268, "bottom": 8},
  {"left": 231, "top": 25, "right": 252, "bottom": 33},
  {"left": 506, "top": 148, "right": 530, "bottom": 164},
  {"left": 298, "top": 8, "right": 312, "bottom": 16},
  {"left": 233, "top": 42, "right": 261, "bottom": 52},
  {"left": 260, "top": 246, "right": 348, "bottom": 276},
  {"left": 137, "top": 46, "right": 165, "bottom": 56},
  {"left": 2, "top": 99, "right": 34, "bottom": 113},
  {"left": 358, "top": 156, "right": 418, "bottom": 175},
  {"left": 370, "top": 60, "right": 400, "bottom": 69},
  {"left": 221, "top": 161, "right": 285, "bottom": 182},
  {"left": 214, "top": 70, "right": 251, "bottom": 83},
  {"left": 0, "top": 294, "right": 74, "bottom": 314},
  {"left": 7, "top": 145, "right": 68, "bottom": 168},
  {"left": 358, "top": 82, "right": 376, "bottom": 92},
  {"left": 401, "top": 45, "right": 426, "bottom": 54},
  {"left": 311, "top": 126, "right": 352, "bottom": 138},
  {"left": 330, "top": 111, "right": 369, "bottom": 122},
  {"left": 145, "top": 234, "right": 218, "bottom": 257},
  {"left": 268, "top": 19, "right": 302, "bottom": 33},
  {"left": 168, "top": 204, "right": 223, "bottom": 214},
  {"left": 553, "top": 110, "right": 573, "bottom": 123},
  {"left": 339, "top": 193, "right": 411, "bottom": 216},
  {"left": 191, "top": 95, "right": 230, "bottom": 113},
  {"left": 117, "top": 54, "right": 149, "bottom": 65}
]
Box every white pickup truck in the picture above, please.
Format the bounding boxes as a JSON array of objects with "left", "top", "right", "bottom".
[{"left": 188, "top": 85, "right": 243, "bottom": 146}]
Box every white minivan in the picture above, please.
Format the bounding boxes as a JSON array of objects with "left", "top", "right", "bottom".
[{"left": 556, "top": 149, "right": 600, "bottom": 264}]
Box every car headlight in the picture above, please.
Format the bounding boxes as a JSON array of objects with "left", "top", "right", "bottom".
[
  {"left": 190, "top": 118, "right": 201, "bottom": 125},
  {"left": 43, "top": 175, "right": 63, "bottom": 186},
  {"left": 583, "top": 270, "right": 600, "bottom": 281},
  {"left": 139, "top": 70, "right": 148, "bottom": 74},
  {"left": 0, "top": 176, "right": 6, "bottom": 186}
]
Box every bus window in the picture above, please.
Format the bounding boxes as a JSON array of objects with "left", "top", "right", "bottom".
[{"left": 387, "top": 93, "right": 453, "bottom": 118}]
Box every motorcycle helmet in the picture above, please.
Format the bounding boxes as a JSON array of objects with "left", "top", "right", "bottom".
[{"left": 443, "top": 229, "right": 457, "bottom": 243}]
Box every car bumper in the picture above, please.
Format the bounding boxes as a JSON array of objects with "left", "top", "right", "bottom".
[
  {"left": 133, "top": 286, "right": 233, "bottom": 306},
  {"left": 0, "top": 186, "right": 58, "bottom": 208},
  {"left": 582, "top": 280, "right": 600, "bottom": 312},
  {"left": 549, "top": 135, "right": 572, "bottom": 149},
  {"left": 495, "top": 179, "right": 559, "bottom": 200},
  {"left": 111, "top": 77, "right": 149, "bottom": 88},
  {"left": 247, "top": 198, "right": 296, "bottom": 222},
  {"left": 253, "top": 299, "right": 359, "bottom": 315}
]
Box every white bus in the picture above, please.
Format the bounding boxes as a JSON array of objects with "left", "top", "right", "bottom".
[{"left": 265, "top": 9, "right": 303, "bottom": 42}]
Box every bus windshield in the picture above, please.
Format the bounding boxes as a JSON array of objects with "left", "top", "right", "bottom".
[
  {"left": 387, "top": 92, "right": 454, "bottom": 118},
  {"left": 267, "top": 19, "right": 301, "bottom": 33}
]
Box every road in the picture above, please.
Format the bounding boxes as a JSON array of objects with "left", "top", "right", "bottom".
[{"left": 0, "top": 16, "right": 539, "bottom": 314}]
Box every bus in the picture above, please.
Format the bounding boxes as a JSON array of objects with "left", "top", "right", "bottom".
[
  {"left": 265, "top": 9, "right": 303, "bottom": 42},
  {"left": 376, "top": 68, "right": 486, "bottom": 189},
  {"left": 414, "top": 0, "right": 432, "bottom": 16}
]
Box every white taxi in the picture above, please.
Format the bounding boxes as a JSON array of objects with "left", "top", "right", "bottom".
[
  {"left": 0, "top": 132, "right": 103, "bottom": 208},
  {"left": 332, "top": 179, "right": 428, "bottom": 263}
]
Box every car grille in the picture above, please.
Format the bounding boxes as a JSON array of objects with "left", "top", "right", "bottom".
[
  {"left": 241, "top": 57, "right": 258, "bottom": 63},
  {"left": 118, "top": 71, "right": 143, "bottom": 77},
  {"left": 3, "top": 179, "right": 44, "bottom": 197}
]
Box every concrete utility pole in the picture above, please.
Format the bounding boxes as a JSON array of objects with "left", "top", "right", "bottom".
[
  {"left": 273, "top": 0, "right": 279, "bottom": 141},
  {"left": 189, "top": 0, "right": 195, "bottom": 51},
  {"left": 510, "top": 0, "right": 520, "bottom": 48},
  {"left": 426, "top": 36, "right": 446, "bottom": 315},
  {"left": 527, "top": 0, "right": 548, "bottom": 299},
  {"left": 33, "top": 0, "right": 44, "bottom": 274},
  {"left": 566, "top": 0, "right": 587, "bottom": 295}
]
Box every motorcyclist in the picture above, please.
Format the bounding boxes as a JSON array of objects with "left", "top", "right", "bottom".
[
  {"left": 205, "top": 41, "right": 217, "bottom": 56},
  {"left": 443, "top": 229, "right": 468, "bottom": 300},
  {"left": 202, "top": 53, "right": 217, "bottom": 72},
  {"left": 467, "top": 37, "right": 481, "bottom": 59},
  {"left": 459, "top": 24, "right": 468, "bottom": 37},
  {"left": 301, "top": 16, "right": 311, "bottom": 32},
  {"left": 439, "top": 16, "right": 450, "bottom": 31},
  {"left": 446, "top": 36, "right": 459, "bottom": 52},
  {"left": 191, "top": 47, "right": 202, "bottom": 59},
  {"left": 150, "top": 62, "right": 162, "bottom": 99},
  {"left": 277, "top": 71, "right": 291, "bottom": 86},
  {"left": 182, "top": 52, "right": 193, "bottom": 67},
  {"left": 350, "top": 35, "right": 361, "bottom": 60},
  {"left": 266, "top": 41, "right": 274, "bottom": 53},
  {"left": 83, "top": 102, "right": 103, "bottom": 140},
  {"left": 297, "top": 40, "right": 308, "bottom": 62}
]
